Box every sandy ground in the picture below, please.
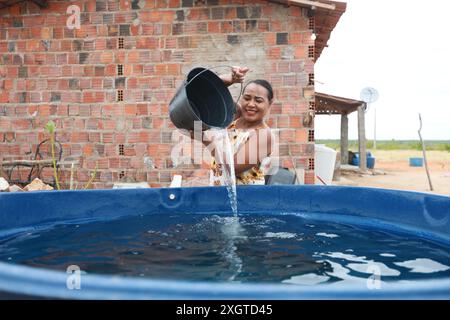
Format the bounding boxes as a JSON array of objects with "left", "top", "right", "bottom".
[{"left": 333, "top": 150, "right": 450, "bottom": 197}]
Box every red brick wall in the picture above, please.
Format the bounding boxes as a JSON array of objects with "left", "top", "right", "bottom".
[{"left": 0, "top": 0, "right": 316, "bottom": 188}]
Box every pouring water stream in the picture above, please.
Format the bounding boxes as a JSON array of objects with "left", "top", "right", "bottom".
[
  {"left": 210, "top": 128, "right": 243, "bottom": 281},
  {"left": 211, "top": 128, "right": 238, "bottom": 217}
]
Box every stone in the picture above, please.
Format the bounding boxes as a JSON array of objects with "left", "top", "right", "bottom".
[
  {"left": 372, "top": 169, "right": 386, "bottom": 176},
  {"left": 8, "top": 184, "right": 23, "bottom": 192},
  {"left": 0, "top": 177, "right": 9, "bottom": 192},
  {"left": 23, "top": 178, "right": 54, "bottom": 191}
]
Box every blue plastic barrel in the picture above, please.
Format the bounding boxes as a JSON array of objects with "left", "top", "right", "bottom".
[
  {"left": 410, "top": 157, "right": 424, "bottom": 167},
  {"left": 352, "top": 152, "right": 376, "bottom": 169},
  {"left": 0, "top": 186, "right": 449, "bottom": 299},
  {"left": 367, "top": 156, "right": 376, "bottom": 169},
  {"left": 352, "top": 153, "right": 360, "bottom": 166}
]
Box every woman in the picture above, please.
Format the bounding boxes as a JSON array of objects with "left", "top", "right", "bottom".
[{"left": 205, "top": 67, "right": 275, "bottom": 186}]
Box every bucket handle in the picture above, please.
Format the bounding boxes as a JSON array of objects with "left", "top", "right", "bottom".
[{"left": 184, "top": 65, "right": 244, "bottom": 109}]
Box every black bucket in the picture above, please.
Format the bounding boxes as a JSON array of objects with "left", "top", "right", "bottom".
[{"left": 169, "top": 67, "right": 236, "bottom": 131}]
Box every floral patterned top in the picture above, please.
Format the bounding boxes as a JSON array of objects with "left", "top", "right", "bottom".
[{"left": 209, "top": 121, "right": 272, "bottom": 186}]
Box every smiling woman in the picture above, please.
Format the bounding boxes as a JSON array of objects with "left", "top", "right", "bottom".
[{"left": 207, "top": 72, "right": 276, "bottom": 186}]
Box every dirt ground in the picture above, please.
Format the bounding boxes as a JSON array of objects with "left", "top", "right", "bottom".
[{"left": 333, "top": 150, "right": 450, "bottom": 197}]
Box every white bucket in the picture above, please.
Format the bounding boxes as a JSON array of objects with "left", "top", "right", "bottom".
[{"left": 314, "top": 144, "right": 337, "bottom": 185}]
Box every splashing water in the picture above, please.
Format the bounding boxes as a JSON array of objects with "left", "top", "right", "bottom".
[
  {"left": 212, "top": 128, "right": 238, "bottom": 216},
  {"left": 219, "top": 216, "right": 246, "bottom": 281}
]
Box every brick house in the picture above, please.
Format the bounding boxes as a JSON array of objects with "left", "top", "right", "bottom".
[{"left": 0, "top": 0, "right": 345, "bottom": 189}]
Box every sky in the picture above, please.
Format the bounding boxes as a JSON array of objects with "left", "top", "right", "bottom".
[{"left": 314, "top": 0, "right": 450, "bottom": 140}]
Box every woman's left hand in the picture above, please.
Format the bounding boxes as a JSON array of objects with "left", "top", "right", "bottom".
[
  {"left": 231, "top": 66, "right": 249, "bottom": 84},
  {"left": 221, "top": 66, "right": 249, "bottom": 86}
]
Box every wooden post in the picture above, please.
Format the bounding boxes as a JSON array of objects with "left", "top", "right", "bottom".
[
  {"left": 340, "top": 113, "right": 349, "bottom": 164},
  {"left": 358, "top": 104, "right": 367, "bottom": 171}
]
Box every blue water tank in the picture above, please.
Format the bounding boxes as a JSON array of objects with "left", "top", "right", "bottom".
[{"left": 1, "top": 186, "right": 450, "bottom": 299}]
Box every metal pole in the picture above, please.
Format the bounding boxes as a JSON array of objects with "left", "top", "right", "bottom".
[
  {"left": 418, "top": 114, "right": 433, "bottom": 191},
  {"left": 373, "top": 107, "right": 376, "bottom": 149}
]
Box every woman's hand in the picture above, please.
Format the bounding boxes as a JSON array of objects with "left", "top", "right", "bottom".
[
  {"left": 220, "top": 66, "right": 249, "bottom": 86},
  {"left": 231, "top": 66, "right": 249, "bottom": 84}
]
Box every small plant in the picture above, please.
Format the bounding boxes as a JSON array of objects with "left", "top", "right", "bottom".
[
  {"left": 83, "top": 164, "right": 98, "bottom": 190},
  {"left": 44, "top": 120, "right": 61, "bottom": 190},
  {"left": 0, "top": 159, "right": 4, "bottom": 178},
  {"left": 68, "top": 161, "right": 98, "bottom": 190},
  {"left": 44, "top": 121, "right": 98, "bottom": 191},
  {"left": 69, "top": 162, "right": 75, "bottom": 190}
]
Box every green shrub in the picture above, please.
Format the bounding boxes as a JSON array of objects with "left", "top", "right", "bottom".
[{"left": 316, "top": 140, "right": 450, "bottom": 152}]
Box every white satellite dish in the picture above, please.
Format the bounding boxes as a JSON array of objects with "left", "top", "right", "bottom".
[{"left": 360, "top": 87, "right": 379, "bottom": 104}]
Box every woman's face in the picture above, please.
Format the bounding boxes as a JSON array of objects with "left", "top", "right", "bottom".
[{"left": 239, "top": 83, "right": 272, "bottom": 124}]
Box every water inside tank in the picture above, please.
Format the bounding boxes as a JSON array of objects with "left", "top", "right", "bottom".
[{"left": 1, "top": 213, "right": 449, "bottom": 286}]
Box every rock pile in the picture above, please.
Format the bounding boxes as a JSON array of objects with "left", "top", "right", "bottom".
[{"left": 0, "top": 177, "right": 54, "bottom": 192}]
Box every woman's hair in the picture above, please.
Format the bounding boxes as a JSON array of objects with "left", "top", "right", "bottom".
[{"left": 244, "top": 79, "right": 274, "bottom": 102}]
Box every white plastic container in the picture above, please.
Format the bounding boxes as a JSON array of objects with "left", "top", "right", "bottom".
[
  {"left": 112, "top": 182, "right": 150, "bottom": 189},
  {"left": 314, "top": 144, "right": 337, "bottom": 185},
  {"left": 169, "top": 175, "right": 183, "bottom": 188}
]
